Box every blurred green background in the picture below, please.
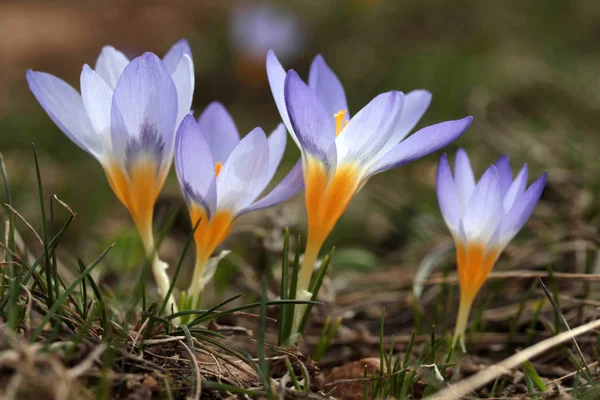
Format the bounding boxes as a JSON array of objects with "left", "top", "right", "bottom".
[{"left": 0, "top": 0, "right": 598, "bottom": 286}]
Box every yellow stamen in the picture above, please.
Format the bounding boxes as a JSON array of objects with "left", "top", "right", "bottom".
[
  {"left": 334, "top": 110, "right": 349, "bottom": 137},
  {"left": 215, "top": 162, "right": 223, "bottom": 177}
]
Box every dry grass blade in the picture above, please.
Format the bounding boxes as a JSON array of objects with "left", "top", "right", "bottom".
[
  {"left": 179, "top": 339, "right": 202, "bottom": 400},
  {"left": 428, "top": 318, "right": 600, "bottom": 399},
  {"left": 4, "top": 204, "right": 43, "bottom": 246}
]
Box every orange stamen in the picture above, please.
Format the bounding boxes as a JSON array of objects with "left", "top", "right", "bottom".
[
  {"left": 215, "top": 162, "right": 223, "bottom": 177},
  {"left": 334, "top": 110, "right": 349, "bottom": 137}
]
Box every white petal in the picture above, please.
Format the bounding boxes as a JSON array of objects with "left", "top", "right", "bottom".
[
  {"left": 503, "top": 164, "right": 528, "bottom": 212},
  {"left": 80, "top": 65, "right": 113, "bottom": 154},
  {"left": 94, "top": 46, "right": 129, "bottom": 90},
  {"left": 171, "top": 54, "right": 194, "bottom": 127},
  {"left": 454, "top": 148, "right": 476, "bottom": 213}
]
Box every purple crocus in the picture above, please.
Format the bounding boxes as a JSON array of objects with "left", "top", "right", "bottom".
[
  {"left": 26, "top": 40, "right": 194, "bottom": 310},
  {"left": 174, "top": 103, "right": 303, "bottom": 306},
  {"left": 436, "top": 149, "right": 547, "bottom": 349},
  {"left": 267, "top": 50, "right": 473, "bottom": 305}
]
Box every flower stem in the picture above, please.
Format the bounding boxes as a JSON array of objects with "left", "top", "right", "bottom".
[
  {"left": 452, "top": 292, "right": 475, "bottom": 352},
  {"left": 186, "top": 251, "right": 208, "bottom": 310}
]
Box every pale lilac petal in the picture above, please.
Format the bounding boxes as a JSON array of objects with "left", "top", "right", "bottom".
[
  {"left": 461, "top": 165, "right": 503, "bottom": 245},
  {"left": 454, "top": 148, "right": 476, "bottom": 213},
  {"left": 308, "top": 54, "right": 348, "bottom": 127},
  {"left": 378, "top": 90, "right": 432, "bottom": 157},
  {"left": 241, "top": 160, "right": 304, "bottom": 214},
  {"left": 366, "top": 116, "right": 473, "bottom": 178},
  {"left": 436, "top": 154, "right": 461, "bottom": 234},
  {"left": 266, "top": 50, "right": 295, "bottom": 139},
  {"left": 162, "top": 39, "right": 193, "bottom": 74},
  {"left": 110, "top": 53, "right": 178, "bottom": 170},
  {"left": 170, "top": 54, "right": 194, "bottom": 127},
  {"left": 503, "top": 164, "right": 528, "bottom": 212},
  {"left": 26, "top": 70, "right": 100, "bottom": 156},
  {"left": 94, "top": 46, "right": 129, "bottom": 89},
  {"left": 80, "top": 65, "right": 112, "bottom": 144},
  {"left": 335, "top": 91, "right": 403, "bottom": 167},
  {"left": 499, "top": 172, "right": 547, "bottom": 245},
  {"left": 266, "top": 123, "right": 287, "bottom": 183},
  {"left": 217, "top": 128, "right": 270, "bottom": 213},
  {"left": 284, "top": 70, "right": 336, "bottom": 168},
  {"left": 494, "top": 155, "right": 513, "bottom": 195},
  {"left": 174, "top": 114, "right": 217, "bottom": 214},
  {"left": 197, "top": 102, "right": 240, "bottom": 164}
]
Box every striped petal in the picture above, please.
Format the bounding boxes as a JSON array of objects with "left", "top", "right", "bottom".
[
  {"left": 366, "top": 116, "right": 473, "bottom": 178},
  {"left": 26, "top": 70, "right": 100, "bottom": 156},
  {"left": 197, "top": 102, "right": 240, "bottom": 164},
  {"left": 503, "top": 164, "right": 528, "bottom": 212},
  {"left": 284, "top": 70, "right": 336, "bottom": 169},
  {"left": 499, "top": 172, "right": 547, "bottom": 245},
  {"left": 461, "top": 165, "right": 503, "bottom": 245},
  {"left": 241, "top": 160, "right": 304, "bottom": 214},
  {"left": 308, "top": 54, "right": 348, "bottom": 128},
  {"left": 110, "top": 53, "right": 178, "bottom": 172},
  {"left": 216, "top": 128, "right": 270, "bottom": 214},
  {"left": 266, "top": 50, "right": 295, "bottom": 139},
  {"left": 335, "top": 91, "right": 404, "bottom": 167},
  {"left": 454, "top": 148, "right": 476, "bottom": 213},
  {"left": 94, "top": 46, "right": 129, "bottom": 90},
  {"left": 174, "top": 114, "right": 217, "bottom": 214},
  {"left": 436, "top": 154, "right": 461, "bottom": 234}
]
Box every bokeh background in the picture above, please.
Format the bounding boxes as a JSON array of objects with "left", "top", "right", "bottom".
[{"left": 0, "top": 0, "right": 599, "bottom": 293}]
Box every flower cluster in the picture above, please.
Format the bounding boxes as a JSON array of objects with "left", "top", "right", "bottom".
[{"left": 26, "top": 40, "right": 546, "bottom": 343}]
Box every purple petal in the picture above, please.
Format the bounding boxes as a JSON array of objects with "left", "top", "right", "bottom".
[
  {"left": 494, "top": 155, "right": 513, "bottom": 195},
  {"left": 26, "top": 70, "right": 99, "bottom": 156},
  {"left": 499, "top": 172, "right": 547, "bottom": 245},
  {"left": 174, "top": 114, "right": 217, "bottom": 214},
  {"left": 241, "top": 160, "right": 304, "bottom": 214},
  {"left": 284, "top": 70, "right": 336, "bottom": 168},
  {"left": 336, "top": 91, "right": 403, "bottom": 167},
  {"left": 366, "top": 116, "right": 473, "bottom": 177},
  {"left": 308, "top": 54, "right": 348, "bottom": 127},
  {"left": 197, "top": 102, "right": 240, "bottom": 164},
  {"left": 503, "top": 164, "right": 528, "bottom": 212},
  {"left": 436, "top": 154, "right": 461, "bottom": 234},
  {"left": 162, "top": 39, "right": 193, "bottom": 74},
  {"left": 454, "top": 148, "right": 476, "bottom": 212},
  {"left": 217, "top": 128, "right": 270, "bottom": 213},
  {"left": 110, "top": 53, "right": 178, "bottom": 171},
  {"left": 94, "top": 46, "right": 129, "bottom": 89},
  {"left": 266, "top": 50, "right": 295, "bottom": 138},
  {"left": 461, "top": 165, "right": 503, "bottom": 245},
  {"left": 378, "top": 89, "right": 432, "bottom": 157}
]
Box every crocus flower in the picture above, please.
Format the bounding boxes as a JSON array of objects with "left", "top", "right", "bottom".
[
  {"left": 267, "top": 50, "right": 473, "bottom": 306},
  {"left": 436, "top": 149, "right": 547, "bottom": 349},
  {"left": 174, "top": 104, "right": 304, "bottom": 307},
  {"left": 26, "top": 40, "right": 194, "bottom": 310}
]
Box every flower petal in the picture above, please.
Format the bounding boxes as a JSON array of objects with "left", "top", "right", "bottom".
[
  {"left": 110, "top": 53, "right": 178, "bottom": 170},
  {"left": 266, "top": 50, "right": 295, "bottom": 139},
  {"left": 241, "top": 160, "right": 304, "bottom": 214},
  {"left": 94, "top": 46, "right": 129, "bottom": 89},
  {"left": 378, "top": 89, "right": 432, "bottom": 157},
  {"left": 436, "top": 153, "right": 461, "bottom": 235},
  {"left": 175, "top": 114, "right": 217, "bottom": 214},
  {"left": 26, "top": 70, "right": 100, "bottom": 156},
  {"left": 366, "top": 116, "right": 473, "bottom": 177},
  {"left": 217, "top": 128, "right": 270, "bottom": 213},
  {"left": 80, "top": 65, "right": 112, "bottom": 147},
  {"left": 336, "top": 91, "right": 403, "bottom": 167},
  {"left": 461, "top": 165, "right": 503, "bottom": 245},
  {"left": 266, "top": 123, "right": 287, "bottom": 183},
  {"left": 503, "top": 164, "right": 528, "bottom": 212},
  {"left": 454, "top": 148, "right": 476, "bottom": 213},
  {"left": 494, "top": 155, "right": 513, "bottom": 195},
  {"left": 308, "top": 54, "right": 348, "bottom": 126},
  {"left": 162, "top": 39, "right": 193, "bottom": 74},
  {"left": 499, "top": 172, "right": 546, "bottom": 245},
  {"left": 197, "top": 102, "right": 240, "bottom": 164},
  {"left": 170, "top": 54, "right": 194, "bottom": 127},
  {"left": 284, "top": 70, "right": 336, "bottom": 168}
]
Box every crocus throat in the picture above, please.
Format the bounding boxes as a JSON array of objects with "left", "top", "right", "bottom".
[
  {"left": 334, "top": 110, "right": 349, "bottom": 137},
  {"left": 189, "top": 205, "right": 234, "bottom": 265},
  {"left": 455, "top": 241, "right": 501, "bottom": 303},
  {"left": 215, "top": 162, "right": 223, "bottom": 177}
]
